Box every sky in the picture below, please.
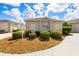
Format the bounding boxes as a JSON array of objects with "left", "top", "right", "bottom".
[{"left": 0, "top": 3, "right": 79, "bottom": 22}]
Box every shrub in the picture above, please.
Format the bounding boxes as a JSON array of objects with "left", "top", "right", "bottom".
[
  {"left": 24, "top": 30, "right": 31, "bottom": 37},
  {"left": 51, "top": 30, "right": 62, "bottom": 39},
  {"left": 39, "top": 31, "right": 50, "bottom": 41},
  {"left": 0, "top": 30, "right": 5, "bottom": 33},
  {"left": 12, "top": 32, "right": 22, "bottom": 39},
  {"left": 35, "top": 31, "right": 40, "bottom": 37},
  {"left": 29, "top": 32, "right": 36, "bottom": 39},
  {"left": 63, "top": 26, "right": 72, "bottom": 35},
  {"left": 12, "top": 29, "right": 19, "bottom": 32},
  {"left": 63, "top": 22, "right": 72, "bottom": 35}
]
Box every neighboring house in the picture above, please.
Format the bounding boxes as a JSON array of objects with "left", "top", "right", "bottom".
[
  {"left": 25, "top": 17, "right": 64, "bottom": 32},
  {"left": 0, "top": 20, "right": 26, "bottom": 33},
  {"left": 68, "top": 19, "right": 79, "bottom": 33}
]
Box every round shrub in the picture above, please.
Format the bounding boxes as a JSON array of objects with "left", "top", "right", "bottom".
[
  {"left": 63, "top": 26, "right": 72, "bottom": 35},
  {"left": 51, "top": 30, "right": 62, "bottom": 39},
  {"left": 39, "top": 31, "right": 50, "bottom": 41},
  {"left": 29, "top": 32, "right": 36, "bottom": 39},
  {"left": 35, "top": 31, "right": 40, "bottom": 37},
  {"left": 12, "top": 32, "right": 22, "bottom": 39},
  {"left": 24, "top": 30, "right": 31, "bottom": 37}
]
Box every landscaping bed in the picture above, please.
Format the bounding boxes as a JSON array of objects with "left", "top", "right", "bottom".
[
  {"left": 0, "top": 37, "right": 62, "bottom": 54},
  {"left": 0, "top": 30, "right": 65, "bottom": 54}
]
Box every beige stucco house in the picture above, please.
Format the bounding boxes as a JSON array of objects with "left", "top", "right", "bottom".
[
  {"left": 25, "top": 17, "right": 64, "bottom": 32},
  {"left": 68, "top": 19, "right": 79, "bottom": 33},
  {"left": 0, "top": 20, "right": 25, "bottom": 33},
  {"left": 0, "top": 17, "right": 64, "bottom": 33}
]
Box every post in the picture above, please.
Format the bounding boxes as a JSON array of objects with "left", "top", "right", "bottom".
[{"left": 22, "top": 25, "right": 23, "bottom": 40}]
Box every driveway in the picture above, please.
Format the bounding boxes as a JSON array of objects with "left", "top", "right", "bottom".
[
  {"left": 26, "top": 33, "right": 79, "bottom": 56},
  {"left": 0, "top": 33, "right": 12, "bottom": 40},
  {"left": 0, "top": 33, "right": 79, "bottom": 56}
]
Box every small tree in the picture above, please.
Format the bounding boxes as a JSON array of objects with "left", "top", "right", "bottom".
[{"left": 63, "top": 22, "right": 72, "bottom": 35}]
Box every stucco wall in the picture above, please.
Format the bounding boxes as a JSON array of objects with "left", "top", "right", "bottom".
[
  {"left": 0, "top": 22, "right": 10, "bottom": 32},
  {"left": 50, "top": 22, "right": 63, "bottom": 32},
  {"left": 72, "top": 23, "right": 79, "bottom": 33},
  {"left": 26, "top": 21, "right": 63, "bottom": 32}
]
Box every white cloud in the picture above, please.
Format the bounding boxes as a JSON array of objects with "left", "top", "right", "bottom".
[
  {"left": 2, "top": 10, "right": 10, "bottom": 15},
  {"left": 5, "top": 3, "right": 20, "bottom": 7},
  {"left": 47, "top": 3, "right": 69, "bottom": 13},
  {"left": 33, "top": 3, "right": 44, "bottom": 11},
  {"left": 66, "top": 8, "right": 74, "bottom": 13},
  {"left": 3, "top": 8, "right": 21, "bottom": 17},
  {"left": 51, "top": 16, "right": 60, "bottom": 20},
  {"left": 10, "top": 8, "right": 21, "bottom": 16},
  {"left": 36, "top": 11, "right": 43, "bottom": 18},
  {"left": 64, "top": 11, "right": 79, "bottom": 21},
  {"left": 15, "top": 16, "right": 25, "bottom": 24},
  {"left": 64, "top": 4, "right": 79, "bottom": 21},
  {"left": 3, "top": 8, "right": 25, "bottom": 24},
  {"left": 44, "top": 3, "right": 70, "bottom": 17},
  {"left": 33, "top": 3, "right": 45, "bottom": 17},
  {"left": 24, "top": 4, "right": 36, "bottom": 18},
  {"left": 4, "top": 6, "right": 8, "bottom": 9}
]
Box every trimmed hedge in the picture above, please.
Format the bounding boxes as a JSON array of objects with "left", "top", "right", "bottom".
[
  {"left": 0, "top": 30, "right": 5, "bottom": 33},
  {"left": 51, "top": 30, "right": 62, "bottom": 39},
  {"left": 35, "top": 31, "right": 40, "bottom": 37},
  {"left": 39, "top": 31, "right": 50, "bottom": 41},
  {"left": 12, "top": 32, "right": 22, "bottom": 39},
  {"left": 29, "top": 32, "right": 36, "bottom": 39},
  {"left": 24, "top": 30, "right": 31, "bottom": 37}
]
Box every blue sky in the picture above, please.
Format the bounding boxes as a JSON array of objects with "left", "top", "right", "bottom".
[{"left": 0, "top": 3, "right": 79, "bottom": 21}]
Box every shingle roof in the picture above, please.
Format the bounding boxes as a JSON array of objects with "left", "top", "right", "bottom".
[
  {"left": 68, "top": 19, "right": 79, "bottom": 23},
  {"left": 25, "top": 17, "right": 64, "bottom": 22}
]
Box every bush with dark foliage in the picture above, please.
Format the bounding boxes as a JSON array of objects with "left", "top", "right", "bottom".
[
  {"left": 12, "top": 32, "right": 22, "bottom": 39},
  {"left": 24, "top": 30, "right": 31, "bottom": 37},
  {"left": 29, "top": 32, "right": 36, "bottom": 39},
  {"left": 51, "top": 30, "right": 62, "bottom": 39},
  {"left": 35, "top": 31, "right": 40, "bottom": 37},
  {"left": 39, "top": 31, "right": 50, "bottom": 41}
]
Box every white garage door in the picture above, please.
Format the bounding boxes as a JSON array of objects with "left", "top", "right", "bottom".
[{"left": 72, "top": 24, "right": 79, "bottom": 32}]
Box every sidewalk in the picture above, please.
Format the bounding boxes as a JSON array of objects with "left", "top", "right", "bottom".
[{"left": 0, "top": 33, "right": 12, "bottom": 40}]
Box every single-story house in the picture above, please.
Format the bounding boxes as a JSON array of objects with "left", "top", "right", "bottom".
[
  {"left": 0, "top": 17, "right": 64, "bottom": 33},
  {"left": 68, "top": 19, "right": 79, "bottom": 33},
  {"left": 0, "top": 20, "right": 26, "bottom": 33},
  {"left": 25, "top": 17, "right": 64, "bottom": 32}
]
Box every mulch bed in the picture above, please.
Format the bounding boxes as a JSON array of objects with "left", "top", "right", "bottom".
[{"left": 0, "top": 37, "right": 63, "bottom": 54}]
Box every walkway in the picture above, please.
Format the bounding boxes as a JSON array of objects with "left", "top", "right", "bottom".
[{"left": 0, "top": 33, "right": 12, "bottom": 40}]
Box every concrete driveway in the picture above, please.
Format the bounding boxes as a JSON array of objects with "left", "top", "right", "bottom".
[
  {"left": 0, "top": 33, "right": 79, "bottom": 56},
  {"left": 26, "top": 33, "right": 79, "bottom": 56},
  {"left": 0, "top": 33, "right": 12, "bottom": 40}
]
